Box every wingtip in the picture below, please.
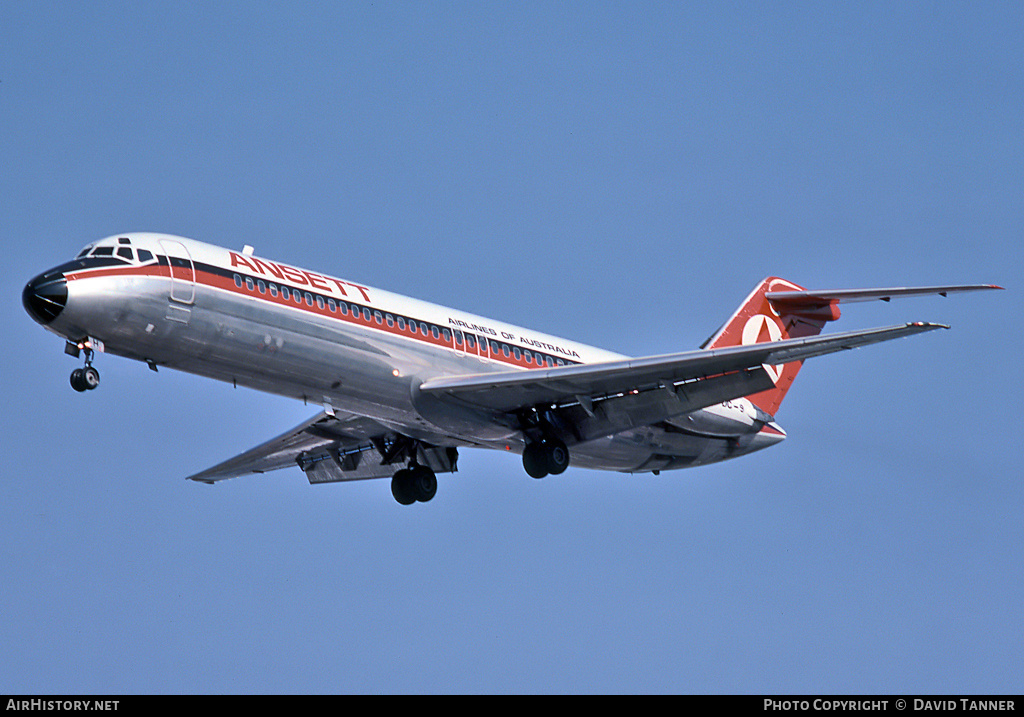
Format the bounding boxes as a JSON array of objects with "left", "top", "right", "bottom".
[{"left": 185, "top": 474, "right": 216, "bottom": 484}]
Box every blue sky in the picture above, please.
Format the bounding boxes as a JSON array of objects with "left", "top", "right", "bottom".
[{"left": 2, "top": 2, "right": 1021, "bottom": 694}]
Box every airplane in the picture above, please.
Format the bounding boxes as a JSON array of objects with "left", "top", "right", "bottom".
[{"left": 22, "top": 232, "right": 1001, "bottom": 504}]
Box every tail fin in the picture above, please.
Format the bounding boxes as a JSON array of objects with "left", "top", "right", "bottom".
[
  {"left": 703, "top": 277, "right": 840, "bottom": 415},
  {"left": 703, "top": 278, "right": 1003, "bottom": 415}
]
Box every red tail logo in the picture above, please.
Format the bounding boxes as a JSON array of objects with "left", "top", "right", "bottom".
[{"left": 705, "top": 278, "right": 840, "bottom": 415}]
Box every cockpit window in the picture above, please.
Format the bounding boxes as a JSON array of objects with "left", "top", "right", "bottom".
[{"left": 77, "top": 241, "right": 152, "bottom": 263}]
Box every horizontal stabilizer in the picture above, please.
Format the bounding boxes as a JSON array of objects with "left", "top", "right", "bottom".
[
  {"left": 767, "top": 284, "right": 1003, "bottom": 307},
  {"left": 703, "top": 278, "right": 1000, "bottom": 412}
]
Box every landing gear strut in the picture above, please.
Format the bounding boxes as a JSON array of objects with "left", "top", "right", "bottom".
[
  {"left": 391, "top": 463, "right": 438, "bottom": 505},
  {"left": 70, "top": 346, "right": 100, "bottom": 392},
  {"left": 522, "top": 437, "right": 569, "bottom": 479}
]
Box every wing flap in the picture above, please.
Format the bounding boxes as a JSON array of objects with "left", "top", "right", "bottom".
[
  {"left": 186, "top": 412, "right": 457, "bottom": 484},
  {"left": 419, "top": 322, "right": 947, "bottom": 414},
  {"left": 565, "top": 366, "right": 779, "bottom": 442}
]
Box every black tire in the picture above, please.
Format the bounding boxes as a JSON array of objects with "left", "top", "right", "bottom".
[
  {"left": 522, "top": 442, "right": 549, "bottom": 479},
  {"left": 391, "top": 468, "right": 416, "bottom": 505},
  {"left": 70, "top": 368, "right": 87, "bottom": 392},
  {"left": 410, "top": 465, "right": 437, "bottom": 503},
  {"left": 544, "top": 438, "right": 569, "bottom": 475}
]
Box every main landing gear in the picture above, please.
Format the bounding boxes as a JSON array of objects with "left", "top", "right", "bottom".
[
  {"left": 69, "top": 345, "right": 100, "bottom": 393},
  {"left": 522, "top": 437, "right": 570, "bottom": 479},
  {"left": 391, "top": 463, "right": 438, "bottom": 505}
]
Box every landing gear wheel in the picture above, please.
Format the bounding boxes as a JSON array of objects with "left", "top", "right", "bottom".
[
  {"left": 523, "top": 442, "right": 549, "bottom": 479},
  {"left": 522, "top": 438, "right": 570, "bottom": 478},
  {"left": 391, "top": 465, "right": 438, "bottom": 505},
  {"left": 391, "top": 468, "right": 416, "bottom": 505},
  {"left": 70, "top": 368, "right": 87, "bottom": 392},
  {"left": 410, "top": 464, "right": 437, "bottom": 502},
  {"left": 544, "top": 438, "right": 569, "bottom": 475},
  {"left": 69, "top": 351, "right": 100, "bottom": 393},
  {"left": 82, "top": 365, "right": 100, "bottom": 390}
]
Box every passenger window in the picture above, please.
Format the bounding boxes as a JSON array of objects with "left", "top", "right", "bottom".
[
  {"left": 490, "top": 340, "right": 499, "bottom": 354},
  {"left": 386, "top": 314, "right": 394, "bottom": 327},
  {"left": 397, "top": 317, "right": 406, "bottom": 330},
  {"left": 316, "top": 296, "right": 324, "bottom": 309},
  {"left": 258, "top": 280, "right": 266, "bottom": 294},
  {"left": 328, "top": 298, "right": 336, "bottom": 312},
  {"left": 454, "top": 330, "right": 463, "bottom": 345},
  {"left": 466, "top": 334, "right": 476, "bottom": 349},
  {"left": 269, "top": 283, "right": 278, "bottom": 297},
  {"left": 305, "top": 292, "right": 313, "bottom": 306},
  {"left": 281, "top": 286, "right": 290, "bottom": 300},
  {"left": 513, "top": 347, "right": 521, "bottom": 360},
  {"left": 374, "top": 311, "right": 383, "bottom": 325},
  {"left": 524, "top": 350, "right": 532, "bottom": 364},
  {"left": 137, "top": 249, "right": 153, "bottom": 263},
  {"left": 363, "top": 308, "right": 371, "bottom": 321},
  {"left": 431, "top": 326, "right": 440, "bottom": 339},
  {"left": 234, "top": 274, "right": 243, "bottom": 288},
  {"left": 339, "top": 302, "right": 348, "bottom": 315},
  {"left": 443, "top": 328, "right": 451, "bottom": 342}
]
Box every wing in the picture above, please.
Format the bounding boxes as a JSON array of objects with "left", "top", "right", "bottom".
[
  {"left": 186, "top": 411, "right": 457, "bottom": 484},
  {"left": 418, "top": 323, "right": 946, "bottom": 441}
]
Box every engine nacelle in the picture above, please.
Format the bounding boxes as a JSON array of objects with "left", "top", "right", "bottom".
[{"left": 675, "top": 399, "right": 772, "bottom": 438}]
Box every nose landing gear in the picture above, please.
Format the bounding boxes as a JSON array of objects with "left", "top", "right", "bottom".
[
  {"left": 69, "top": 344, "right": 100, "bottom": 392},
  {"left": 70, "top": 365, "right": 100, "bottom": 392}
]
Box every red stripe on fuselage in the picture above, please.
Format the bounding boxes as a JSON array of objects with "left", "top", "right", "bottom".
[{"left": 65, "top": 261, "right": 564, "bottom": 371}]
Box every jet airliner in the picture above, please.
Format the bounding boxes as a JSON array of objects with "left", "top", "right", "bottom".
[{"left": 23, "top": 233, "right": 1000, "bottom": 504}]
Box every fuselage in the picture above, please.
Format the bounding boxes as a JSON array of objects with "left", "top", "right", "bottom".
[{"left": 23, "top": 233, "right": 784, "bottom": 474}]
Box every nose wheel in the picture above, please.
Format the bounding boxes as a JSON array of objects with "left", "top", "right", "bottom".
[
  {"left": 70, "top": 347, "right": 100, "bottom": 392},
  {"left": 70, "top": 365, "right": 100, "bottom": 392}
]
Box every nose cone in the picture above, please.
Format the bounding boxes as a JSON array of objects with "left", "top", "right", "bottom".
[{"left": 23, "top": 269, "right": 68, "bottom": 325}]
